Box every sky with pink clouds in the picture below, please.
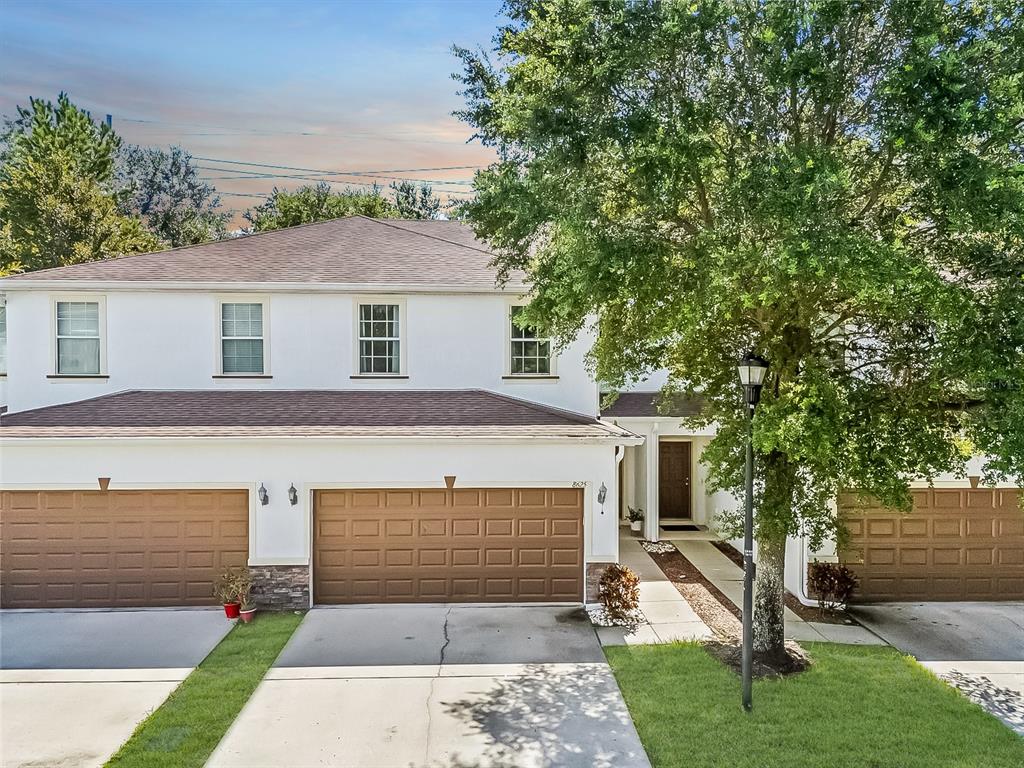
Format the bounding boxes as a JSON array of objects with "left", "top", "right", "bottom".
[{"left": 0, "top": 0, "right": 505, "bottom": 222}]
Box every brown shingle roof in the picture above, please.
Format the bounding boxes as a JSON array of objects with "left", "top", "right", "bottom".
[
  {"left": 600, "top": 391, "right": 704, "bottom": 418},
  {"left": 0, "top": 390, "right": 637, "bottom": 441},
  {"left": 0, "top": 217, "right": 524, "bottom": 289}
]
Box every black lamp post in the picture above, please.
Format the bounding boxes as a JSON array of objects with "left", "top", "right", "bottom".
[{"left": 737, "top": 351, "right": 769, "bottom": 712}]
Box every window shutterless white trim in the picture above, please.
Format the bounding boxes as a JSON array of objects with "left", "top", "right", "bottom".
[
  {"left": 505, "top": 300, "right": 556, "bottom": 377},
  {"left": 215, "top": 295, "right": 270, "bottom": 376},
  {"left": 49, "top": 295, "right": 107, "bottom": 376},
  {"left": 352, "top": 297, "right": 407, "bottom": 377}
]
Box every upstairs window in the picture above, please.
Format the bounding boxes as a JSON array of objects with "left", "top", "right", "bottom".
[
  {"left": 358, "top": 303, "right": 401, "bottom": 375},
  {"left": 56, "top": 300, "right": 101, "bottom": 375},
  {"left": 509, "top": 305, "right": 552, "bottom": 375},
  {"left": 221, "top": 302, "right": 265, "bottom": 375}
]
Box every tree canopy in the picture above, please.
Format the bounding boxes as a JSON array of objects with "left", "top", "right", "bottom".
[
  {"left": 0, "top": 94, "right": 159, "bottom": 273},
  {"left": 117, "top": 145, "right": 229, "bottom": 247},
  {"left": 391, "top": 180, "right": 443, "bottom": 219},
  {"left": 456, "top": 0, "right": 1024, "bottom": 655},
  {"left": 244, "top": 182, "right": 399, "bottom": 232}
]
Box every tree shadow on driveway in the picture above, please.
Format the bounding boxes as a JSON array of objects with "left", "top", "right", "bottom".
[{"left": 433, "top": 662, "right": 651, "bottom": 768}]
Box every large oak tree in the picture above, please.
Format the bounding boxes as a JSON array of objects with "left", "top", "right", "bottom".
[{"left": 456, "top": 0, "right": 1023, "bottom": 658}]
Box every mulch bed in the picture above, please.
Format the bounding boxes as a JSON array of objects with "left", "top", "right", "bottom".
[
  {"left": 647, "top": 548, "right": 741, "bottom": 638},
  {"left": 709, "top": 540, "right": 857, "bottom": 626},
  {"left": 647, "top": 546, "right": 811, "bottom": 678},
  {"left": 705, "top": 639, "right": 813, "bottom": 678}
]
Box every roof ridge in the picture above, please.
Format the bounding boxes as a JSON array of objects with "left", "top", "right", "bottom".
[
  {"left": 474, "top": 389, "right": 599, "bottom": 426},
  {"left": 1, "top": 216, "right": 373, "bottom": 281},
  {"left": 365, "top": 216, "right": 497, "bottom": 258}
]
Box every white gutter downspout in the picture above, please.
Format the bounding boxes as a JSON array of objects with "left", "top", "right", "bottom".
[{"left": 796, "top": 536, "right": 822, "bottom": 608}]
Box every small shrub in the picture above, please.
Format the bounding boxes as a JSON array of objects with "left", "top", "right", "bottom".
[
  {"left": 214, "top": 566, "right": 253, "bottom": 605},
  {"left": 599, "top": 564, "right": 640, "bottom": 621},
  {"left": 807, "top": 561, "right": 858, "bottom": 611},
  {"left": 627, "top": 506, "right": 644, "bottom": 523}
]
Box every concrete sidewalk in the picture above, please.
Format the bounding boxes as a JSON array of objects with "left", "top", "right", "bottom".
[
  {"left": 595, "top": 534, "right": 714, "bottom": 646},
  {"left": 671, "top": 539, "right": 885, "bottom": 645}
]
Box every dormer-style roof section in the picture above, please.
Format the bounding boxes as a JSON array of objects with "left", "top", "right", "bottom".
[{"left": 0, "top": 216, "right": 525, "bottom": 292}]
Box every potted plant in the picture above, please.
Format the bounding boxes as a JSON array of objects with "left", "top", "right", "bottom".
[
  {"left": 239, "top": 597, "right": 257, "bottom": 624},
  {"left": 214, "top": 567, "right": 252, "bottom": 619},
  {"left": 627, "top": 507, "right": 644, "bottom": 533}
]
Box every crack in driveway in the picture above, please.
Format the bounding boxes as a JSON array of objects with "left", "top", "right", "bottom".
[{"left": 424, "top": 605, "right": 454, "bottom": 766}]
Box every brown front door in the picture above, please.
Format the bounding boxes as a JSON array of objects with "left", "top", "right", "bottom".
[
  {"left": 313, "top": 487, "right": 584, "bottom": 604},
  {"left": 0, "top": 490, "right": 249, "bottom": 608},
  {"left": 659, "top": 441, "right": 692, "bottom": 519}
]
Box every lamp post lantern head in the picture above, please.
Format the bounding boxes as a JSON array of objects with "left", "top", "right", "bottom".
[{"left": 737, "top": 352, "right": 769, "bottom": 405}]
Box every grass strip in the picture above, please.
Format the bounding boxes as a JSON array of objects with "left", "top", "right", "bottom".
[
  {"left": 606, "top": 641, "right": 1024, "bottom": 768},
  {"left": 106, "top": 611, "right": 304, "bottom": 768}
]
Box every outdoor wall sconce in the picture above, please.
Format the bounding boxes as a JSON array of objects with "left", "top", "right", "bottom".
[
  {"left": 288, "top": 484, "right": 299, "bottom": 505},
  {"left": 597, "top": 482, "right": 607, "bottom": 514},
  {"left": 258, "top": 483, "right": 269, "bottom": 505}
]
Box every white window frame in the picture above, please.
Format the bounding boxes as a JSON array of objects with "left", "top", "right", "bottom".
[
  {"left": 352, "top": 297, "right": 407, "bottom": 377},
  {"left": 215, "top": 295, "right": 271, "bottom": 377},
  {"left": 49, "top": 294, "right": 107, "bottom": 377},
  {"left": 505, "top": 300, "right": 557, "bottom": 378}
]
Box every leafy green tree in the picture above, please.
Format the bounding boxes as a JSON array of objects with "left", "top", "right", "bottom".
[
  {"left": 456, "top": 0, "right": 1024, "bottom": 659},
  {"left": 118, "top": 145, "right": 229, "bottom": 247},
  {"left": 0, "top": 94, "right": 159, "bottom": 273},
  {"left": 391, "top": 180, "right": 443, "bottom": 219},
  {"left": 244, "top": 182, "right": 398, "bottom": 231}
]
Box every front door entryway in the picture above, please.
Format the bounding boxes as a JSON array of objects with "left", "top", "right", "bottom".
[{"left": 658, "top": 441, "right": 692, "bottom": 519}]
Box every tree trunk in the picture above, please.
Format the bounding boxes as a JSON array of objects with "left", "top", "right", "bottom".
[{"left": 752, "top": 529, "right": 787, "bottom": 659}]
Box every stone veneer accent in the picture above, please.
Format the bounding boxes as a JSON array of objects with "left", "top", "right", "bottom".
[
  {"left": 249, "top": 565, "right": 309, "bottom": 610},
  {"left": 586, "top": 562, "right": 616, "bottom": 602}
]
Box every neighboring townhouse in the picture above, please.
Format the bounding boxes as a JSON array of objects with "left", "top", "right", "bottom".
[
  {"left": 0, "top": 216, "right": 640, "bottom": 609},
  {"left": 0, "top": 215, "right": 1019, "bottom": 610}
]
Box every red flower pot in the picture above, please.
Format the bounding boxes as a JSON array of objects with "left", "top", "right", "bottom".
[
  {"left": 223, "top": 602, "right": 241, "bottom": 619},
  {"left": 239, "top": 608, "right": 256, "bottom": 624}
]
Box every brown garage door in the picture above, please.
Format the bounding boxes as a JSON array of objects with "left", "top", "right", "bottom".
[
  {"left": 314, "top": 487, "right": 583, "bottom": 604},
  {"left": 840, "top": 488, "right": 1023, "bottom": 601},
  {"left": 1, "top": 490, "right": 249, "bottom": 608}
]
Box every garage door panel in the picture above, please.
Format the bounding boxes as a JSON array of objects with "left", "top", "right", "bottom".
[
  {"left": 841, "top": 489, "right": 1022, "bottom": 601},
  {"left": 1, "top": 490, "right": 248, "bottom": 608},
  {"left": 314, "top": 488, "right": 583, "bottom": 604}
]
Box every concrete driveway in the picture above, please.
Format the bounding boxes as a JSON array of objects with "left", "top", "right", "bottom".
[
  {"left": 852, "top": 602, "right": 1024, "bottom": 734},
  {"left": 208, "top": 605, "right": 651, "bottom": 768},
  {"left": 0, "top": 609, "right": 232, "bottom": 768}
]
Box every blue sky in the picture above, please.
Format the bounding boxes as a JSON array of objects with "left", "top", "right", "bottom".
[{"left": 0, "top": 0, "right": 505, "bottom": 215}]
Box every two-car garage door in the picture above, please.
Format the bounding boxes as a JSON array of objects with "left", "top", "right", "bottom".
[
  {"left": 1, "top": 490, "right": 248, "bottom": 608},
  {"left": 840, "top": 488, "right": 1023, "bottom": 601},
  {"left": 313, "top": 487, "right": 584, "bottom": 603}
]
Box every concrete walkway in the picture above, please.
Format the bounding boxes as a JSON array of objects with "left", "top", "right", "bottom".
[
  {"left": 208, "top": 605, "right": 651, "bottom": 768},
  {"left": 670, "top": 539, "right": 884, "bottom": 645},
  {"left": 0, "top": 609, "right": 231, "bottom": 768},
  {"left": 595, "top": 534, "right": 714, "bottom": 646}
]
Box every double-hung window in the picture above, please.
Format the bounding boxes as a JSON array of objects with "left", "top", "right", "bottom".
[
  {"left": 220, "top": 302, "right": 265, "bottom": 375},
  {"left": 55, "top": 300, "right": 102, "bottom": 375},
  {"left": 357, "top": 302, "right": 401, "bottom": 375},
  {"left": 509, "top": 305, "right": 552, "bottom": 375}
]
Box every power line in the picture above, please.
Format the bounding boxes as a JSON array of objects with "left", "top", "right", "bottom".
[
  {"left": 196, "top": 166, "right": 475, "bottom": 187},
  {"left": 194, "top": 156, "right": 484, "bottom": 177}
]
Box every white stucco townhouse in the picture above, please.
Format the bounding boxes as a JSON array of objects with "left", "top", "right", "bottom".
[{"left": 0, "top": 215, "right": 1019, "bottom": 609}]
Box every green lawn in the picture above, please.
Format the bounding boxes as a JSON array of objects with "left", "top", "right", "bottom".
[
  {"left": 106, "top": 612, "right": 304, "bottom": 768},
  {"left": 606, "top": 642, "right": 1024, "bottom": 768}
]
